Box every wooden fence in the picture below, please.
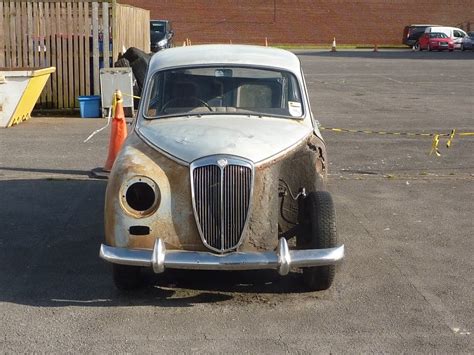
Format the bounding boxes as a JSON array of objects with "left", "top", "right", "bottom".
[{"left": 0, "top": 0, "right": 150, "bottom": 109}]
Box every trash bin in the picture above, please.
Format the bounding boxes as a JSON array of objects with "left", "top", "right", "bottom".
[
  {"left": 0, "top": 67, "right": 56, "bottom": 128},
  {"left": 78, "top": 95, "right": 101, "bottom": 118}
]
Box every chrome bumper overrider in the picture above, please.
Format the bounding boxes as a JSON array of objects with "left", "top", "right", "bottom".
[{"left": 99, "top": 238, "right": 344, "bottom": 276}]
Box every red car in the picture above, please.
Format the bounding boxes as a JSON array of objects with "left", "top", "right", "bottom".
[{"left": 418, "top": 32, "right": 454, "bottom": 51}]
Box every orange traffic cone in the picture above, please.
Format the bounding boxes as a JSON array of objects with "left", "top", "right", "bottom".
[{"left": 103, "top": 90, "right": 127, "bottom": 172}]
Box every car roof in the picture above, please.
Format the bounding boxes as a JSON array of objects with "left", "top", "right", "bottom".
[
  {"left": 408, "top": 24, "right": 442, "bottom": 27},
  {"left": 148, "top": 44, "right": 302, "bottom": 74},
  {"left": 426, "top": 26, "right": 466, "bottom": 32}
]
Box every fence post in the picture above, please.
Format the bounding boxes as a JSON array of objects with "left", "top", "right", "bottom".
[{"left": 92, "top": 1, "right": 100, "bottom": 95}]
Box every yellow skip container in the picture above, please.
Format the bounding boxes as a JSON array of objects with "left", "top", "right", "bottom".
[{"left": 0, "top": 67, "right": 55, "bottom": 128}]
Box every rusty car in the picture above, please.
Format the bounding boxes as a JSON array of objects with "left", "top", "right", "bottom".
[{"left": 100, "top": 44, "right": 344, "bottom": 291}]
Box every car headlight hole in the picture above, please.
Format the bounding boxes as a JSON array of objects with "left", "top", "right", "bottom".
[
  {"left": 126, "top": 182, "right": 155, "bottom": 211},
  {"left": 120, "top": 176, "right": 160, "bottom": 217}
]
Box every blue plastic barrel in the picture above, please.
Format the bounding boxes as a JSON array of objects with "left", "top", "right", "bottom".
[{"left": 78, "top": 95, "right": 101, "bottom": 118}]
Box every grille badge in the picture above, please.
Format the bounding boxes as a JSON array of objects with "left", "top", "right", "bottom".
[{"left": 217, "top": 158, "right": 228, "bottom": 168}]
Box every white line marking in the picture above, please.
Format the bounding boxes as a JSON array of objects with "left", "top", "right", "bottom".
[{"left": 51, "top": 299, "right": 111, "bottom": 303}]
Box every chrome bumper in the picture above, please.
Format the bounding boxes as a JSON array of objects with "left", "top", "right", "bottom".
[{"left": 99, "top": 238, "right": 344, "bottom": 276}]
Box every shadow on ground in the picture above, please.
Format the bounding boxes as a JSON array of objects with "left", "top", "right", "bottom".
[{"left": 0, "top": 178, "right": 312, "bottom": 308}]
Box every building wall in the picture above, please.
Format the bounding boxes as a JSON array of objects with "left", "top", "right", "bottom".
[{"left": 122, "top": 0, "right": 473, "bottom": 45}]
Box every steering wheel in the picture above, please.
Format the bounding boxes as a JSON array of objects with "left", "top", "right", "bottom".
[{"left": 161, "top": 96, "right": 213, "bottom": 112}]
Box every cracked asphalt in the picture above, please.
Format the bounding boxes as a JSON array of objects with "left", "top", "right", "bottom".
[{"left": 0, "top": 49, "right": 473, "bottom": 353}]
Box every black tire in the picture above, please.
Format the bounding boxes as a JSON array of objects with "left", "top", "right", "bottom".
[
  {"left": 112, "top": 264, "right": 143, "bottom": 290},
  {"left": 297, "top": 191, "right": 337, "bottom": 291}
]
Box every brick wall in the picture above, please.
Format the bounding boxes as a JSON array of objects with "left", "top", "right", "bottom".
[{"left": 122, "top": 0, "right": 473, "bottom": 45}]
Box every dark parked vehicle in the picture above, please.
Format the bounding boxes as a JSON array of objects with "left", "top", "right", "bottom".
[
  {"left": 403, "top": 24, "right": 441, "bottom": 47},
  {"left": 461, "top": 33, "right": 474, "bottom": 51},
  {"left": 150, "top": 20, "right": 173, "bottom": 52}
]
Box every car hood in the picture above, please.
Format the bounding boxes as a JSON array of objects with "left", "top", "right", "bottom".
[{"left": 136, "top": 115, "right": 313, "bottom": 164}]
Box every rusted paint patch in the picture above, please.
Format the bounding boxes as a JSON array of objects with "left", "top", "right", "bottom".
[
  {"left": 239, "top": 133, "right": 328, "bottom": 252},
  {"left": 105, "top": 132, "right": 204, "bottom": 251}
]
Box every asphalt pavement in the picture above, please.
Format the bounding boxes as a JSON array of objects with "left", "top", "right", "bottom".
[{"left": 0, "top": 49, "right": 473, "bottom": 353}]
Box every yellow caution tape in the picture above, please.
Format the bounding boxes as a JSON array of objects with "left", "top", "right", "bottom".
[
  {"left": 446, "top": 129, "right": 456, "bottom": 148},
  {"left": 111, "top": 92, "right": 118, "bottom": 118},
  {"left": 430, "top": 134, "right": 441, "bottom": 157},
  {"left": 320, "top": 127, "right": 443, "bottom": 137},
  {"left": 121, "top": 92, "right": 141, "bottom": 100},
  {"left": 319, "top": 126, "right": 474, "bottom": 157}
]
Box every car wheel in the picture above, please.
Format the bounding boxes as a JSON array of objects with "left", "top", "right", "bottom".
[
  {"left": 297, "top": 191, "right": 337, "bottom": 291},
  {"left": 113, "top": 264, "right": 143, "bottom": 290},
  {"left": 415, "top": 42, "right": 421, "bottom": 51}
]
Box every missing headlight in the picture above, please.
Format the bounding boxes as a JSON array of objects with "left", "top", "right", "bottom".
[
  {"left": 126, "top": 182, "right": 155, "bottom": 211},
  {"left": 121, "top": 176, "right": 160, "bottom": 217}
]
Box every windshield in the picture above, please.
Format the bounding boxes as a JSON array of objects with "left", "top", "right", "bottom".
[
  {"left": 144, "top": 66, "right": 304, "bottom": 119},
  {"left": 430, "top": 32, "right": 448, "bottom": 38},
  {"left": 408, "top": 28, "right": 426, "bottom": 38},
  {"left": 150, "top": 22, "right": 166, "bottom": 33}
]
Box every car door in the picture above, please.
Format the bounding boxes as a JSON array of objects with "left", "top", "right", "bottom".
[
  {"left": 453, "top": 30, "right": 466, "bottom": 47},
  {"left": 419, "top": 33, "right": 428, "bottom": 49}
]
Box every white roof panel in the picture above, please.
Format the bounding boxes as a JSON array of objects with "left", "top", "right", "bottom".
[{"left": 148, "top": 44, "right": 302, "bottom": 75}]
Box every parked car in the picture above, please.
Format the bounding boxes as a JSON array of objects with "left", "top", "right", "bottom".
[
  {"left": 403, "top": 24, "right": 442, "bottom": 47},
  {"left": 424, "top": 26, "right": 467, "bottom": 49},
  {"left": 418, "top": 32, "right": 454, "bottom": 51},
  {"left": 461, "top": 33, "right": 474, "bottom": 51},
  {"left": 99, "top": 44, "right": 345, "bottom": 291},
  {"left": 150, "top": 19, "right": 173, "bottom": 52}
]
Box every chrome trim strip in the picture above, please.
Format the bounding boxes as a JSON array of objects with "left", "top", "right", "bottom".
[
  {"left": 219, "top": 160, "right": 225, "bottom": 252},
  {"left": 99, "top": 239, "right": 345, "bottom": 272},
  {"left": 99, "top": 244, "right": 152, "bottom": 267},
  {"left": 190, "top": 155, "right": 255, "bottom": 253},
  {"left": 277, "top": 237, "right": 291, "bottom": 276},
  {"left": 152, "top": 238, "right": 166, "bottom": 273}
]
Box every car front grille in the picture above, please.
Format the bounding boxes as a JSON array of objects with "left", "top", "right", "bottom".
[{"left": 191, "top": 156, "right": 253, "bottom": 253}]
